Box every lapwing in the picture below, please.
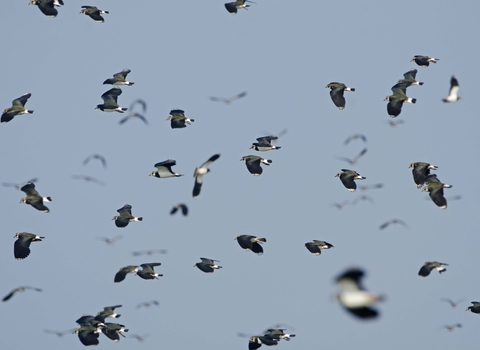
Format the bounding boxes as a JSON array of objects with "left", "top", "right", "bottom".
[
  {"left": 466, "top": 302, "right": 480, "bottom": 314},
  {"left": 20, "top": 182, "right": 51, "bottom": 213},
  {"left": 150, "top": 159, "right": 182, "bottom": 178},
  {"left": 409, "top": 162, "right": 437, "bottom": 188},
  {"left": 113, "top": 204, "right": 142, "bottom": 228},
  {"left": 76, "top": 315, "right": 104, "bottom": 327},
  {"left": 114, "top": 265, "right": 138, "bottom": 283},
  {"left": 72, "top": 175, "right": 105, "bottom": 186},
  {"left": 251, "top": 135, "right": 281, "bottom": 151},
  {"left": 442, "top": 76, "right": 460, "bottom": 102},
  {"left": 241, "top": 155, "right": 272, "bottom": 176},
  {"left": 102, "top": 323, "right": 128, "bottom": 342},
  {"left": 29, "top": 0, "right": 63, "bottom": 17},
  {"left": 423, "top": 174, "right": 452, "bottom": 209},
  {"left": 97, "top": 235, "right": 123, "bottom": 245},
  {"left": 335, "top": 148, "right": 367, "bottom": 165},
  {"left": 166, "top": 109, "right": 194, "bottom": 129},
  {"left": 195, "top": 258, "right": 222, "bottom": 273},
  {"left": 264, "top": 328, "right": 295, "bottom": 341},
  {"left": 209, "top": 91, "right": 247, "bottom": 104},
  {"left": 235, "top": 235, "right": 266, "bottom": 255},
  {"left": 130, "top": 333, "right": 151, "bottom": 342},
  {"left": 378, "top": 219, "right": 408, "bottom": 230},
  {"left": 80, "top": 6, "right": 109, "bottom": 22},
  {"left": 248, "top": 335, "right": 278, "bottom": 350},
  {"left": 193, "top": 154, "right": 220, "bottom": 198},
  {"left": 96, "top": 305, "right": 122, "bottom": 321},
  {"left": 83, "top": 154, "right": 107, "bottom": 168},
  {"left": 335, "top": 169, "right": 366, "bottom": 192},
  {"left": 343, "top": 133, "right": 367, "bottom": 145},
  {"left": 137, "top": 263, "right": 163, "bottom": 280},
  {"left": 443, "top": 324, "right": 462, "bottom": 332},
  {"left": 2, "top": 286, "right": 42, "bottom": 302},
  {"left": 305, "top": 240, "right": 334, "bottom": 255},
  {"left": 2, "top": 177, "right": 38, "bottom": 190},
  {"left": 1, "top": 93, "right": 34, "bottom": 124},
  {"left": 96, "top": 88, "right": 128, "bottom": 113},
  {"left": 225, "top": 0, "right": 254, "bottom": 14},
  {"left": 326, "top": 82, "right": 355, "bottom": 110},
  {"left": 103, "top": 69, "right": 135, "bottom": 86},
  {"left": 119, "top": 113, "right": 148, "bottom": 125},
  {"left": 398, "top": 69, "right": 424, "bottom": 86},
  {"left": 13, "top": 232, "right": 44, "bottom": 260},
  {"left": 136, "top": 300, "right": 159, "bottom": 309},
  {"left": 418, "top": 261, "right": 448, "bottom": 276},
  {"left": 411, "top": 55, "right": 439, "bottom": 67},
  {"left": 170, "top": 203, "right": 188, "bottom": 216},
  {"left": 335, "top": 268, "right": 383, "bottom": 319},
  {"left": 384, "top": 82, "right": 416, "bottom": 117},
  {"left": 441, "top": 298, "right": 465, "bottom": 308},
  {"left": 74, "top": 324, "right": 102, "bottom": 346}
]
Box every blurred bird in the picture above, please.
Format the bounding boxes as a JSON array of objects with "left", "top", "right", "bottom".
[
  {"left": 137, "top": 263, "right": 163, "bottom": 280},
  {"left": 411, "top": 55, "right": 439, "bottom": 67},
  {"left": 398, "top": 68, "right": 424, "bottom": 86},
  {"left": 97, "top": 235, "right": 123, "bottom": 245},
  {"left": 378, "top": 219, "right": 408, "bottom": 230},
  {"left": 241, "top": 155, "right": 272, "bottom": 176},
  {"left": 209, "top": 91, "right": 247, "bottom": 104},
  {"left": 409, "top": 162, "right": 437, "bottom": 188},
  {"left": 129, "top": 99, "right": 147, "bottom": 113},
  {"left": 335, "top": 169, "right": 366, "bottom": 192},
  {"left": 114, "top": 266, "right": 138, "bottom": 283},
  {"left": 305, "top": 240, "right": 334, "bottom": 256},
  {"left": 13, "top": 232, "right": 44, "bottom": 260},
  {"left": 193, "top": 154, "right": 220, "bottom": 198},
  {"left": 132, "top": 249, "right": 168, "bottom": 256},
  {"left": 251, "top": 135, "right": 281, "bottom": 151},
  {"left": 112, "top": 204, "right": 143, "bottom": 228},
  {"left": 195, "top": 258, "right": 222, "bottom": 273},
  {"left": 385, "top": 82, "right": 416, "bottom": 117},
  {"left": 150, "top": 159, "right": 182, "bottom": 178},
  {"left": 352, "top": 195, "right": 374, "bottom": 205},
  {"left": 20, "top": 182, "right": 51, "bottom": 213},
  {"left": 1, "top": 93, "right": 34, "bottom": 123},
  {"left": 170, "top": 203, "right": 188, "bottom": 216},
  {"left": 2, "top": 178, "right": 38, "bottom": 190},
  {"left": 423, "top": 174, "right": 452, "bottom": 209},
  {"left": 130, "top": 333, "right": 151, "bottom": 342},
  {"left": 96, "top": 88, "right": 128, "bottom": 113},
  {"left": 387, "top": 119, "right": 405, "bottom": 127},
  {"left": 224, "top": 0, "right": 254, "bottom": 14},
  {"left": 80, "top": 6, "right": 109, "bottom": 22},
  {"left": 359, "top": 183, "right": 383, "bottom": 191},
  {"left": 235, "top": 235, "right": 266, "bottom": 255},
  {"left": 331, "top": 201, "right": 349, "bottom": 210},
  {"left": 119, "top": 113, "right": 148, "bottom": 125},
  {"left": 418, "top": 261, "right": 448, "bottom": 277},
  {"left": 72, "top": 175, "right": 105, "bottom": 186},
  {"left": 29, "top": 0, "right": 63, "bottom": 17},
  {"left": 466, "top": 302, "right": 480, "bottom": 314},
  {"left": 335, "top": 148, "right": 367, "bottom": 165},
  {"left": 43, "top": 329, "right": 75, "bottom": 337},
  {"left": 2, "top": 286, "right": 42, "bottom": 302},
  {"left": 136, "top": 301, "right": 159, "bottom": 309},
  {"left": 442, "top": 76, "right": 460, "bottom": 102},
  {"left": 343, "top": 134, "right": 367, "bottom": 145},
  {"left": 441, "top": 298, "right": 465, "bottom": 308},
  {"left": 442, "top": 324, "right": 462, "bottom": 332},
  {"left": 103, "top": 69, "right": 135, "bottom": 86},
  {"left": 166, "top": 109, "right": 194, "bottom": 129},
  {"left": 326, "top": 82, "right": 355, "bottom": 110},
  {"left": 83, "top": 154, "right": 107, "bottom": 168}
]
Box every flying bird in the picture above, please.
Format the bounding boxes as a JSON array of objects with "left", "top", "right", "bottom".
[
  {"left": 241, "top": 155, "right": 272, "bottom": 176},
  {"left": 74, "top": 324, "right": 102, "bottom": 346},
  {"left": 43, "top": 329, "right": 75, "bottom": 337},
  {"left": 96, "top": 305, "right": 122, "bottom": 321},
  {"left": 2, "top": 178, "right": 38, "bottom": 190},
  {"left": 1, "top": 93, "right": 34, "bottom": 124},
  {"left": 335, "top": 169, "right": 366, "bottom": 192},
  {"left": 409, "top": 162, "right": 437, "bottom": 188},
  {"left": 351, "top": 195, "right": 374, "bottom": 205},
  {"left": 335, "top": 148, "right": 367, "bottom": 165},
  {"left": 418, "top": 261, "right": 448, "bottom": 277},
  {"left": 251, "top": 135, "right": 281, "bottom": 152},
  {"left": 166, "top": 109, "right": 194, "bottom": 129},
  {"left": 343, "top": 134, "right": 367, "bottom": 145},
  {"left": 224, "top": 0, "right": 254, "bottom": 14},
  {"left": 326, "top": 82, "right": 355, "bottom": 110},
  {"left": 20, "top": 182, "right": 51, "bottom": 213},
  {"left": 193, "top": 154, "right": 220, "bottom": 198},
  {"left": 137, "top": 263, "right": 163, "bottom": 280},
  {"left": 96, "top": 88, "right": 128, "bottom": 113},
  {"left": 442, "top": 324, "right": 462, "bottom": 332},
  {"left": 103, "top": 69, "right": 135, "bottom": 86},
  {"left": 235, "top": 235, "right": 266, "bottom": 255},
  {"left": 442, "top": 76, "right": 460, "bottom": 102},
  {"left": 195, "top": 258, "right": 222, "bottom": 273},
  {"left": 29, "top": 0, "right": 63, "bottom": 17},
  {"left": 411, "top": 55, "right": 439, "bottom": 67},
  {"left": 378, "top": 219, "right": 408, "bottom": 230},
  {"left": 305, "top": 240, "right": 334, "bottom": 256},
  {"left": 97, "top": 235, "right": 123, "bottom": 245},
  {"left": 387, "top": 119, "right": 405, "bottom": 127},
  {"left": 132, "top": 249, "right": 168, "bottom": 256},
  {"left": 112, "top": 204, "right": 143, "bottom": 228},
  {"left": 119, "top": 113, "right": 148, "bottom": 125},
  {"left": 114, "top": 265, "right": 138, "bottom": 283},
  {"left": 80, "top": 5, "right": 108, "bottom": 22},
  {"left": 136, "top": 301, "right": 159, "bottom": 309},
  {"left": 466, "top": 302, "right": 480, "bottom": 314},
  {"left": 170, "top": 203, "right": 188, "bottom": 216},
  {"left": 331, "top": 201, "right": 349, "bottom": 210},
  {"left": 13, "top": 232, "right": 44, "bottom": 260},
  {"left": 359, "top": 183, "right": 383, "bottom": 191},
  {"left": 209, "top": 91, "right": 247, "bottom": 104},
  {"left": 2, "top": 286, "right": 42, "bottom": 302},
  {"left": 72, "top": 175, "right": 105, "bottom": 186},
  {"left": 83, "top": 154, "right": 107, "bottom": 168},
  {"left": 150, "top": 159, "right": 182, "bottom": 178},
  {"left": 384, "top": 82, "right": 416, "bottom": 117},
  {"left": 129, "top": 99, "right": 147, "bottom": 113},
  {"left": 423, "top": 174, "right": 452, "bottom": 209},
  {"left": 441, "top": 298, "right": 465, "bottom": 308},
  {"left": 398, "top": 69, "right": 424, "bottom": 86},
  {"left": 130, "top": 333, "right": 151, "bottom": 342},
  {"left": 102, "top": 323, "right": 129, "bottom": 342}
]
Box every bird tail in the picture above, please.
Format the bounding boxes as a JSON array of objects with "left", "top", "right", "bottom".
[
  {"left": 43, "top": 197, "right": 52, "bottom": 202},
  {"left": 255, "top": 237, "right": 267, "bottom": 243},
  {"left": 133, "top": 217, "right": 143, "bottom": 221},
  {"left": 273, "top": 146, "right": 281, "bottom": 150},
  {"left": 115, "top": 314, "right": 121, "bottom": 318},
  {"left": 346, "top": 87, "right": 355, "bottom": 92},
  {"left": 407, "top": 98, "right": 417, "bottom": 104},
  {"left": 443, "top": 184, "right": 452, "bottom": 188},
  {"left": 418, "top": 82, "right": 424, "bottom": 85},
  {"left": 126, "top": 82, "right": 135, "bottom": 86},
  {"left": 122, "top": 108, "right": 128, "bottom": 111}
]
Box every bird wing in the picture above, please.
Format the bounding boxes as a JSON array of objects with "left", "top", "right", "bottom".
[
  {"left": 20, "top": 182, "right": 39, "bottom": 196},
  {"left": 200, "top": 154, "right": 221, "bottom": 169},
  {"left": 12, "top": 93, "right": 31, "bottom": 107},
  {"left": 113, "top": 69, "right": 130, "bottom": 81}
]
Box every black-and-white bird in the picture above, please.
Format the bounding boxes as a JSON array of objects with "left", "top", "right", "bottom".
[
  {"left": 409, "top": 162, "right": 437, "bottom": 188},
  {"left": 442, "top": 76, "right": 460, "bottom": 102},
  {"left": 29, "top": 0, "right": 63, "bottom": 17},
  {"left": 326, "top": 82, "right": 355, "bottom": 110},
  {"left": 335, "top": 148, "right": 367, "bottom": 165},
  {"left": 2, "top": 286, "right": 42, "bottom": 302},
  {"left": 305, "top": 240, "right": 334, "bottom": 255},
  {"left": 241, "top": 155, "right": 272, "bottom": 176},
  {"left": 20, "top": 182, "right": 51, "bottom": 213},
  {"left": 466, "top": 302, "right": 480, "bottom": 314},
  {"left": 166, "top": 109, "right": 194, "bottom": 129},
  {"left": 1, "top": 93, "right": 34, "bottom": 124},
  {"left": 113, "top": 204, "right": 143, "bottom": 228},
  {"left": 411, "top": 55, "right": 439, "bottom": 67},
  {"left": 251, "top": 135, "right": 281, "bottom": 151},
  {"left": 96, "top": 305, "right": 122, "bottom": 321},
  {"left": 264, "top": 328, "right": 296, "bottom": 341},
  {"left": 150, "top": 159, "right": 182, "bottom": 178},
  {"left": 102, "top": 323, "right": 128, "bottom": 342},
  {"left": 423, "top": 174, "right": 452, "bottom": 209},
  {"left": 96, "top": 88, "right": 128, "bottom": 113},
  {"left": 13, "top": 232, "right": 44, "bottom": 260},
  {"left": 235, "top": 235, "right": 266, "bottom": 255},
  {"left": 248, "top": 335, "right": 278, "bottom": 350},
  {"left": 398, "top": 69, "right": 424, "bottom": 86},
  {"left": 74, "top": 324, "right": 102, "bottom": 346},
  {"left": 335, "top": 169, "right": 366, "bottom": 192},
  {"left": 83, "top": 154, "right": 107, "bottom": 168},
  {"left": 80, "top": 6, "right": 109, "bottom": 22},
  {"left": 103, "top": 69, "right": 135, "bottom": 86},
  {"left": 137, "top": 263, "right": 163, "bottom": 280},
  {"left": 170, "top": 203, "right": 188, "bottom": 216},
  {"left": 210, "top": 91, "right": 247, "bottom": 104},
  {"left": 114, "top": 265, "right": 138, "bottom": 283},
  {"left": 384, "top": 82, "right": 416, "bottom": 117},
  {"left": 195, "top": 258, "right": 222, "bottom": 273},
  {"left": 193, "top": 154, "right": 220, "bottom": 198},
  {"left": 418, "top": 261, "right": 448, "bottom": 276},
  {"left": 224, "top": 0, "right": 254, "bottom": 14}
]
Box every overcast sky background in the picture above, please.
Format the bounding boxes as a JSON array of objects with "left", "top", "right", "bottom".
[{"left": 1, "top": 0, "right": 479, "bottom": 349}]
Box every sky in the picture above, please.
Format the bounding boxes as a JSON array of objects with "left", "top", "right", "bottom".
[{"left": 1, "top": 0, "right": 480, "bottom": 349}]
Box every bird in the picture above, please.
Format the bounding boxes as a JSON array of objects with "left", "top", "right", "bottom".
[
  {"left": 387, "top": 119, "right": 405, "bottom": 127},
  {"left": 114, "top": 266, "right": 138, "bottom": 283},
  {"left": 466, "top": 302, "right": 480, "bottom": 314},
  {"left": 384, "top": 82, "right": 416, "bottom": 117},
  {"left": 241, "top": 155, "right": 272, "bottom": 176},
  {"left": 130, "top": 333, "right": 151, "bottom": 342},
  {"left": 103, "top": 69, "right": 135, "bottom": 86},
  {"left": 1, "top": 93, "right": 34, "bottom": 124},
  {"left": 129, "top": 99, "right": 147, "bottom": 113},
  {"left": 112, "top": 204, "right": 143, "bottom": 228},
  {"left": 335, "top": 268, "right": 383, "bottom": 319},
  {"left": 409, "top": 162, "right": 438, "bottom": 188},
  {"left": 96, "top": 305, "right": 122, "bottom": 322},
  {"left": 442, "top": 324, "right": 462, "bottom": 332},
  {"left": 441, "top": 298, "right": 465, "bottom": 308},
  {"left": 29, "top": 0, "right": 63, "bottom": 17},
  {"left": 102, "top": 323, "right": 128, "bottom": 342},
  {"left": 305, "top": 240, "right": 334, "bottom": 255},
  {"left": 43, "top": 329, "right": 75, "bottom": 337},
  {"left": 96, "top": 88, "right": 128, "bottom": 113},
  {"left": 166, "top": 109, "right": 194, "bottom": 129},
  {"left": 209, "top": 91, "right": 247, "bottom": 104},
  {"left": 150, "top": 159, "right": 182, "bottom": 178},
  {"left": 80, "top": 6, "right": 109, "bottom": 22},
  {"left": 170, "top": 203, "right": 188, "bottom": 216},
  {"left": 264, "top": 328, "right": 296, "bottom": 341},
  {"left": 331, "top": 201, "right": 349, "bottom": 210},
  {"left": 97, "top": 235, "right": 123, "bottom": 245},
  {"left": 235, "top": 235, "right": 266, "bottom": 255},
  {"left": 326, "top": 82, "right": 355, "bottom": 110},
  {"left": 422, "top": 174, "right": 452, "bottom": 209},
  {"left": 137, "top": 263, "right": 163, "bottom": 280},
  {"left": 13, "top": 232, "right": 45, "bottom": 260},
  {"left": 74, "top": 324, "right": 102, "bottom": 346},
  {"left": 195, "top": 258, "right": 222, "bottom": 273},
  {"left": 335, "top": 169, "right": 366, "bottom": 192},
  {"left": 224, "top": 0, "right": 254, "bottom": 14},
  {"left": 72, "top": 175, "right": 105, "bottom": 186},
  {"left": 119, "top": 113, "right": 148, "bottom": 125},
  {"left": 136, "top": 301, "right": 159, "bottom": 309},
  {"left": 83, "top": 154, "right": 107, "bottom": 168},
  {"left": 359, "top": 183, "right": 383, "bottom": 191},
  {"left": 2, "top": 286, "right": 42, "bottom": 302},
  {"left": 193, "top": 154, "right": 220, "bottom": 198},
  {"left": 378, "top": 219, "right": 408, "bottom": 230},
  {"left": 418, "top": 261, "right": 448, "bottom": 277},
  {"left": 250, "top": 135, "right": 281, "bottom": 151},
  {"left": 248, "top": 335, "right": 278, "bottom": 350},
  {"left": 2, "top": 178, "right": 38, "bottom": 190},
  {"left": 442, "top": 76, "right": 460, "bottom": 102},
  {"left": 351, "top": 195, "right": 374, "bottom": 205},
  {"left": 343, "top": 134, "right": 367, "bottom": 145},
  {"left": 411, "top": 55, "right": 439, "bottom": 67},
  {"left": 19, "top": 182, "right": 51, "bottom": 213},
  {"left": 398, "top": 69, "right": 424, "bottom": 86},
  {"left": 132, "top": 249, "right": 168, "bottom": 256},
  {"left": 335, "top": 148, "right": 367, "bottom": 165}
]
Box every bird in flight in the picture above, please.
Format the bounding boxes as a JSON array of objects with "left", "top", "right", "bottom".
[
  {"left": 209, "top": 91, "right": 247, "bottom": 104},
  {"left": 193, "top": 154, "right": 220, "bottom": 198},
  {"left": 442, "top": 76, "right": 460, "bottom": 102}
]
